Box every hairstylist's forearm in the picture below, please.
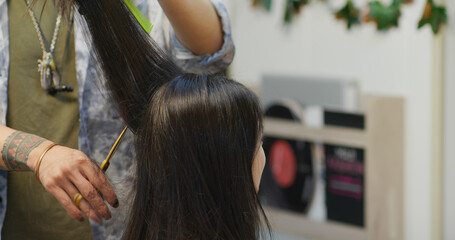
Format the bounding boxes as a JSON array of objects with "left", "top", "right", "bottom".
[
  {"left": 0, "top": 124, "right": 52, "bottom": 171},
  {"left": 158, "top": 0, "right": 223, "bottom": 55},
  {"left": 0, "top": 124, "right": 118, "bottom": 223}
]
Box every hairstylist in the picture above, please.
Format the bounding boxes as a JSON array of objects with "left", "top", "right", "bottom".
[{"left": 0, "top": 0, "right": 234, "bottom": 239}]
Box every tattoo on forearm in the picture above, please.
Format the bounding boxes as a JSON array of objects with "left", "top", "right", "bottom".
[{"left": 1, "top": 131, "right": 45, "bottom": 171}]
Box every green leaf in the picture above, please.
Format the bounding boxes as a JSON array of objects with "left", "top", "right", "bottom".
[
  {"left": 283, "top": 0, "right": 309, "bottom": 23},
  {"left": 253, "top": 0, "right": 273, "bottom": 11},
  {"left": 335, "top": 0, "right": 360, "bottom": 29},
  {"left": 417, "top": 1, "right": 448, "bottom": 34},
  {"left": 367, "top": 1, "right": 401, "bottom": 31}
]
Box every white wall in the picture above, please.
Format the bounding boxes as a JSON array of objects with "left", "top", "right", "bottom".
[
  {"left": 227, "top": 0, "right": 434, "bottom": 239},
  {"left": 444, "top": 0, "right": 455, "bottom": 239}
]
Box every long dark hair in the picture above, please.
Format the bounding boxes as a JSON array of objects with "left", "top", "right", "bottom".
[{"left": 60, "top": 0, "right": 270, "bottom": 238}]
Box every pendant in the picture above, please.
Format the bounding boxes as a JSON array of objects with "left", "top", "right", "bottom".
[
  {"left": 38, "top": 53, "right": 61, "bottom": 92},
  {"left": 37, "top": 53, "right": 73, "bottom": 94},
  {"left": 37, "top": 58, "right": 50, "bottom": 91}
]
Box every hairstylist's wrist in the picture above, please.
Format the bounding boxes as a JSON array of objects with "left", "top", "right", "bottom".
[{"left": 27, "top": 140, "right": 55, "bottom": 171}]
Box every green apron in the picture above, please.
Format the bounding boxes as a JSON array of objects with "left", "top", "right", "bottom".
[{"left": 3, "top": 0, "right": 92, "bottom": 239}]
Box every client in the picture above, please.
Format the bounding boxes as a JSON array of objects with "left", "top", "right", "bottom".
[{"left": 57, "top": 0, "right": 271, "bottom": 238}]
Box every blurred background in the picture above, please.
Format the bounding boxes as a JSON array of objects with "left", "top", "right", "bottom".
[{"left": 222, "top": 0, "right": 455, "bottom": 240}]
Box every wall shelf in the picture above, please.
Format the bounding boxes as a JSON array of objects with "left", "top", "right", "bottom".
[{"left": 262, "top": 95, "right": 404, "bottom": 240}]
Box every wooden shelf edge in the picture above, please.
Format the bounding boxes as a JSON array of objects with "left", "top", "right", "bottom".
[
  {"left": 264, "top": 118, "right": 366, "bottom": 148},
  {"left": 264, "top": 207, "right": 367, "bottom": 240}
]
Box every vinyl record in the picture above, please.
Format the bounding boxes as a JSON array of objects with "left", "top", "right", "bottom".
[
  {"left": 264, "top": 99, "right": 303, "bottom": 123},
  {"left": 260, "top": 137, "right": 314, "bottom": 213},
  {"left": 259, "top": 101, "right": 315, "bottom": 213}
]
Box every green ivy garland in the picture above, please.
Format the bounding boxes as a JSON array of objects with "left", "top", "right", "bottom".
[{"left": 251, "top": 0, "right": 447, "bottom": 34}]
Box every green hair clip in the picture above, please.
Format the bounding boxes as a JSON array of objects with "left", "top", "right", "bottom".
[{"left": 123, "top": 0, "right": 153, "bottom": 33}]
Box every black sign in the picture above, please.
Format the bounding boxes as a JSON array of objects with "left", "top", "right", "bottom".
[{"left": 325, "top": 144, "right": 364, "bottom": 227}]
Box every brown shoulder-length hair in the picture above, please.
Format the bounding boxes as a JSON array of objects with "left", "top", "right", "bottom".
[{"left": 59, "top": 0, "right": 271, "bottom": 238}]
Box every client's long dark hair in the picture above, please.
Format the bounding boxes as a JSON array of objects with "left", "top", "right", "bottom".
[
  {"left": 60, "top": 0, "right": 270, "bottom": 239},
  {"left": 133, "top": 74, "right": 266, "bottom": 239}
]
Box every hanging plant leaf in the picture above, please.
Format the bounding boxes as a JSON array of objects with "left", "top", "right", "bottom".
[
  {"left": 249, "top": 0, "right": 448, "bottom": 34},
  {"left": 284, "top": 0, "right": 309, "bottom": 23},
  {"left": 252, "top": 0, "right": 273, "bottom": 11},
  {"left": 417, "top": 0, "right": 447, "bottom": 34},
  {"left": 335, "top": 0, "right": 360, "bottom": 29},
  {"left": 366, "top": 1, "right": 401, "bottom": 31},
  {"left": 396, "top": 0, "right": 414, "bottom": 4}
]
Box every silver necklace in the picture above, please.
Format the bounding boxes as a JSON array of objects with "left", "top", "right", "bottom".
[{"left": 25, "top": 0, "right": 73, "bottom": 94}]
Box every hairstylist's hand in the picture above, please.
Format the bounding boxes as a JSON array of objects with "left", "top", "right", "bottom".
[{"left": 34, "top": 143, "right": 118, "bottom": 223}]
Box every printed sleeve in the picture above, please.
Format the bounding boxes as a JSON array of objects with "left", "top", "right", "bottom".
[{"left": 167, "top": 0, "right": 235, "bottom": 74}]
